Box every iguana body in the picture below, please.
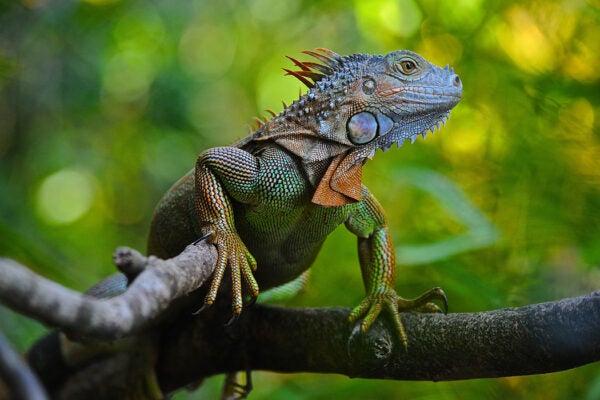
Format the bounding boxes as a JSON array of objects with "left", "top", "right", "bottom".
[{"left": 148, "top": 48, "right": 462, "bottom": 345}]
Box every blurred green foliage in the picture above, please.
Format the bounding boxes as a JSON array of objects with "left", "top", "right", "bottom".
[{"left": 0, "top": 0, "right": 599, "bottom": 398}]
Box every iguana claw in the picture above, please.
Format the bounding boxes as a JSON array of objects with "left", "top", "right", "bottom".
[
  {"left": 192, "top": 303, "right": 210, "bottom": 316},
  {"left": 203, "top": 230, "right": 260, "bottom": 315},
  {"left": 192, "top": 231, "right": 212, "bottom": 245},
  {"left": 349, "top": 287, "right": 447, "bottom": 348},
  {"left": 225, "top": 312, "right": 240, "bottom": 327}
]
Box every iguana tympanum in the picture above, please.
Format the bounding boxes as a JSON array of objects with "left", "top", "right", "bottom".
[{"left": 148, "top": 48, "right": 462, "bottom": 347}]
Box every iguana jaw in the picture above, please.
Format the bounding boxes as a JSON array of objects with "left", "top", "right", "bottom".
[
  {"left": 334, "top": 108, "right": 453, "bottom": 169},
  {"left": 368, "top": 109, "right": 454, "bottom": 159}
]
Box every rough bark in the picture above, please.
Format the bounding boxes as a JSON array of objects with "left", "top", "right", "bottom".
[
  {"left": 0, "top": 244, "right": 599, "bottom": 399},
  {"left": 0, "top": 330, "right": 48, "bottom": 400},
  {"left": 0, "top": 242, "right": 216, "bottom": 339},
  {"left": 156, "top": 291, "right": 600, "bottom": 392}
]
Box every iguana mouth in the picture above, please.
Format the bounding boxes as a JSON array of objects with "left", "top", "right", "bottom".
[
  {"left": 361, "top": 110, "right": 452, "bottom": 159},
  {"left": 396, "top": 111, "right": 450, "bottom": 145},
  {"left": 379, "top": 86, "right": 461, "bottom": 100}
]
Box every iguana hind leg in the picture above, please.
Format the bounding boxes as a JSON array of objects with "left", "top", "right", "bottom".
[{"left": 221, "top": 370, "right": 252, "bottom": 400}]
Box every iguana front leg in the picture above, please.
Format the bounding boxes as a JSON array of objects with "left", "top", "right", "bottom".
[
  {"left": 195, "top": 147, "right": 261, "bottom": 316},
  {"left": 345, "top": 189, "right": 447, "bottom": 348}
]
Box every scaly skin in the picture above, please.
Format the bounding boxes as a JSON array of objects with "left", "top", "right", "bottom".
[{"left": 148, "top": 49, "right": 462, "bottom": 347}]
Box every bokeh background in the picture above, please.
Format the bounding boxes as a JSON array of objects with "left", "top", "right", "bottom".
[{"left": 1, "top": 0, "right": 599, "bottom": 398}]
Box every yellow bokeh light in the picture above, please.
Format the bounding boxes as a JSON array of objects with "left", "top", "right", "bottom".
[
  {"left": 36, "top": 168, "right": 97, "bottom": 225},
  {"left": 187, "top": 80, "right": 253, "bottom": 144},
  {"left": 443, "top": 104, "right": 493, "bottom": 158},
  {"left": 249, "top": 0, "right": 300, "bottom": 22},
  {"left": 179, "top": 23, "right": 237, "bottom": 80},
  {"left": 354, "top": 0, "right": 422, "bottom": 41},
  {"left": 102, "top": 10, "right": 166, "bottom": 103},
  {"left": 416, "top": 34, "right": 463, "bottom": 66},
  {"left": 558, "top": 98, "right": 598, "bottom": 181},
  {"left": 559, "top": 98, "right": 595, "bottom": 137},
  {"left": 562, "top": 40, "right": 600, "bottom": 83},
  {"left": 495, "top": 6, "right": 555, "bottom": 74},
  {"left": 103, "top": 50, "right": 156, "bottom": 102}
]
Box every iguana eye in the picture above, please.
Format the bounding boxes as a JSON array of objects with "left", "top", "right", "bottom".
[
  {"left": 399, "top": 59, "right": 417, "bottom": 74},
  {"left": 347, "top": 112, "right": 378, "bottom": 144},
  {"left": 362, "top": 79, "right": 376, "bottom": 95}
]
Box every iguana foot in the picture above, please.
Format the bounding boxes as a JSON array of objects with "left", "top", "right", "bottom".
[
  {"left": 397, "top": 286, "right": 447, "bottom": 314},
  {"left": 203, "top": 230, "right": 260, "bottom": 316},
  {"left": 349, "top": 287, "right": 447, "bottom": 348},
  {"left": 221, "top": 371, "right": 252, "bottom": 400}
]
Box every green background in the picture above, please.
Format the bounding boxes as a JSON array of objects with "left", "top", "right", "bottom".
[{"left": 1, "top": 0, "right": 599, "bottom": 398}]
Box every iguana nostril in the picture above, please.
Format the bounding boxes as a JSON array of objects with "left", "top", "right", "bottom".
[{"left": 453, "top": 75, "right": 461, "bottom": 87}]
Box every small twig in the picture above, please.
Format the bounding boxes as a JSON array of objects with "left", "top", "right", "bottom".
[
  {"left": 0, "top": 241, "right": 217, "bottom": 340},
  {"left": 112, "top": 247, "right": 149, "bottom": 281},
  {"left": 0, "top": 329, "right": 48, "bottom": 400}
]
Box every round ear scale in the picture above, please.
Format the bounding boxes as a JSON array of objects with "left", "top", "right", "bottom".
[
  {"left": 347, "top": 112, "right": 378, "bottom": 144},
  {"left": 376, "top": 113, "right": 394, "bottom": 136}
]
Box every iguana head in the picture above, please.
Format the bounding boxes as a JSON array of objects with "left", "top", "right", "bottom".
[{"left": 256, "top": 48, "right": 462, "bottom": 206}]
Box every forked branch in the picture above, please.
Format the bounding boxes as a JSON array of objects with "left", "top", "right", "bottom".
[
  {"left": 0, "top": 241, "right": 216, "bottom": 340},
  {"left": 0, "top": 245, "right": 599, "bottom": 399}
]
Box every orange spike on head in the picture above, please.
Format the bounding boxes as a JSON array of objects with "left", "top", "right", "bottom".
[
  {"left": 293, "top": 69, "right": 324, "bottom": 81},
  {"left": 301, "top": 61, "right": 333, "bottom": 74},
  {"left": 283, "top": 68, "right": 315, "bottom": 88},
  {"left": 283, "top": 48, "right": 343, "bottom": 88},
  {"left": 302, "top": 49, "right": 338, "bottom": 67},
  {"left": 253, "top": 116, "right": 265, "bottom": 127},
  {"left": 286, "top": 55, "right": 312, "bottom": 71},
  {"left": 314, "top": 47, "right": 342, "bottom": 63}
]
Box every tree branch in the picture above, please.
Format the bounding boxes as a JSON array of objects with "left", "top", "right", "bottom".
[
  {"left": 1, "top": 244, "right": 599, "bottom": 398},
  {"left": 0, "top": 242, "right": 216, "bottom": 339},
  {"left": 0, "top": 330, "right": 48, "bottom": 400},
  {"left": 22, "top": 290, "right": 600, "bottom": 399},
  {"left": 156, "top": 291, "right": 600, "bottom": 392}
]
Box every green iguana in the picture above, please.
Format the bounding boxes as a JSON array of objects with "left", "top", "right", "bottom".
[{"left": 147, "top": 48, "right": 462, "bottom": 347}]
